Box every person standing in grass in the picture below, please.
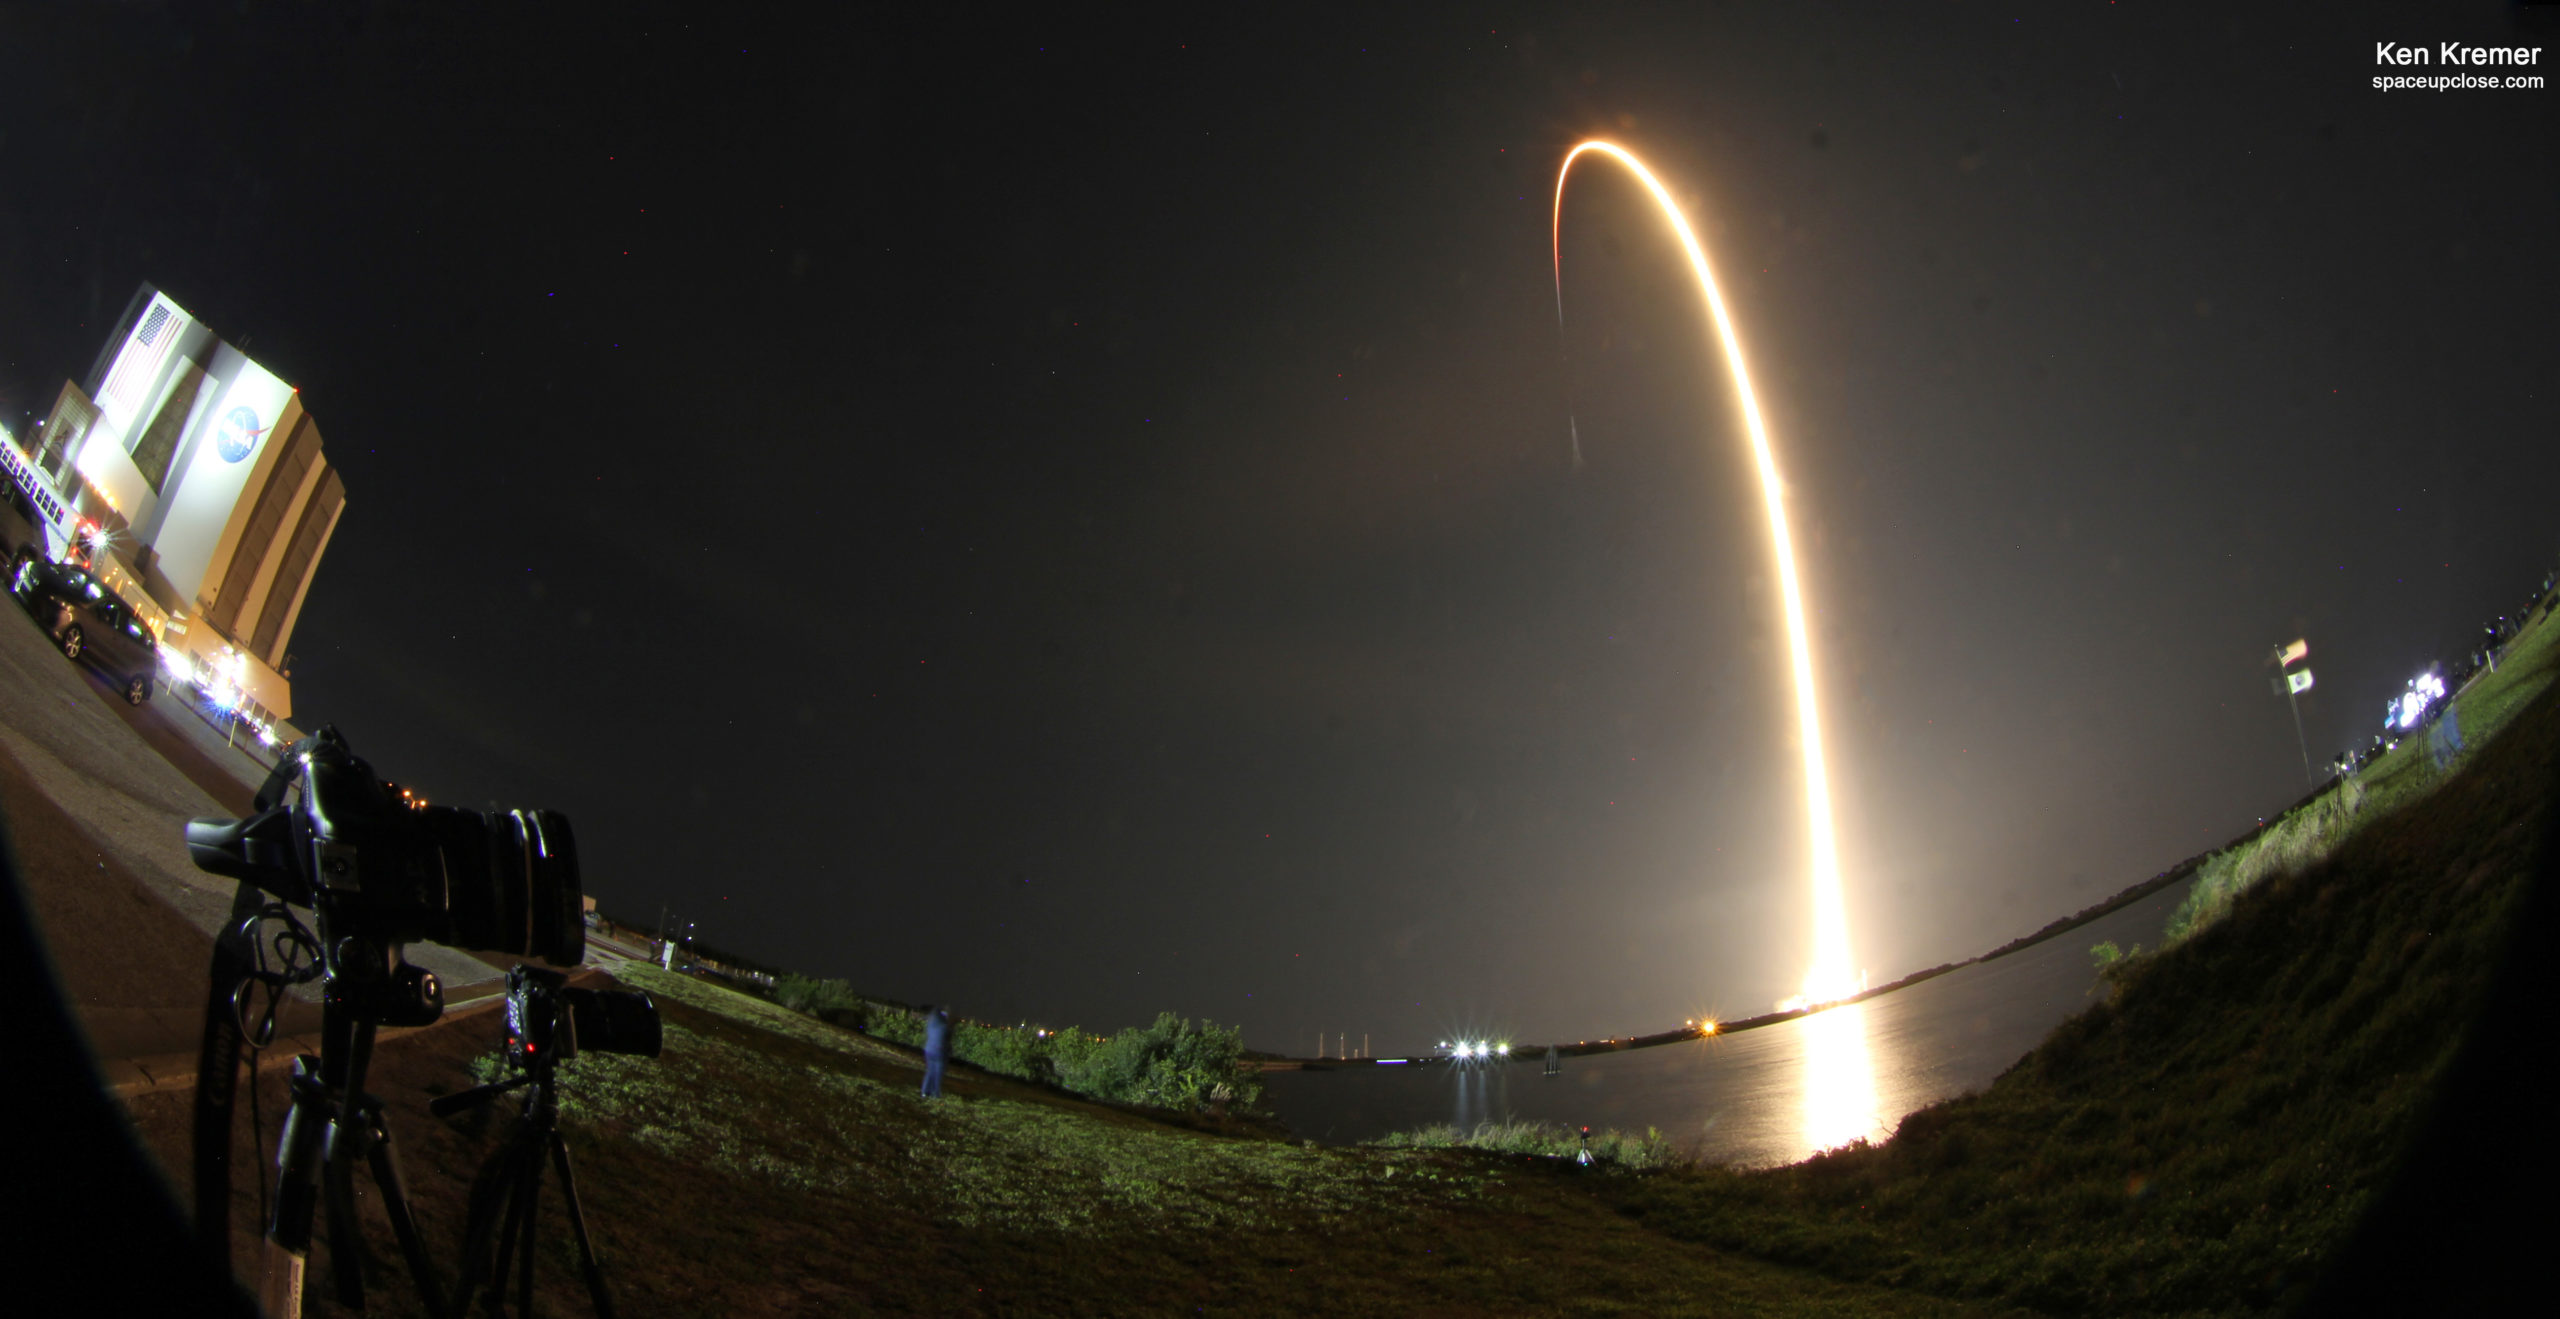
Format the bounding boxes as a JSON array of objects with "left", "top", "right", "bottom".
[
  {"left": 2429, "top": 703, "right": 2465, "bottom": 770},
  {"left": 922, "top": 1006, "right": 953, "bottom": 1098}
]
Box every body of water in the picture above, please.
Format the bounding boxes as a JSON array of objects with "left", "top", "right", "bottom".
[{"left": 1261, "top": 877, "right": 2194, "bottom": 1167}]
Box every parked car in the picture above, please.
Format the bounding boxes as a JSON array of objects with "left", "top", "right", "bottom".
[{"left": 11, "top": 558, "right": 158, "bottom": 704}]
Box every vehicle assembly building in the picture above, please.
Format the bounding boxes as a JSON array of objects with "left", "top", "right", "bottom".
[{"left": 16, "top": 283, "right": 345, "bottom": 720}]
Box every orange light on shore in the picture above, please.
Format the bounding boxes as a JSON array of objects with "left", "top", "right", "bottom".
[{"left": 1553, "top": 141, "right": 1860, "bottom": 1008}]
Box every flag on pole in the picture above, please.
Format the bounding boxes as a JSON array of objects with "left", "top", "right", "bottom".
[
  {"left": 2278, "top": 639, "right": 2309, "bottom": 667},
  {"left": 2287, "top": 669, "right": 2315, "bottom": 694}
]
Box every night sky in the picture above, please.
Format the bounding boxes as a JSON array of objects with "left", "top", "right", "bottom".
[{"left": 3, "top": 4, "right": 2552, "bottom": 1055}]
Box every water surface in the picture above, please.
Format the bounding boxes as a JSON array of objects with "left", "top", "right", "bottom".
[{"left": 1261, "top": 877, "right": 2192, "bottom": 1166}]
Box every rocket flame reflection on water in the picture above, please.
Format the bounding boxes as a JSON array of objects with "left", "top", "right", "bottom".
[{"left": 1798, "top": 1002, "right": 1886, "bottom": 1154}]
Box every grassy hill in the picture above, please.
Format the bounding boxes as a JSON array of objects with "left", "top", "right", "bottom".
[
  {"left": 118, "top": 598, "right": 2558, "bottom": 1316},
  {"left": 1607, "top": 598, "right": 2560, "bottom": 1314},
  {"left": 129, "top": 949, "right": 1999, "bottom": 1316}
]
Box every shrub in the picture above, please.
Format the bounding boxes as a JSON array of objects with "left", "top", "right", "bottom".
[
  {"left": 864, "top": 1004, "right": 925, "bottom": 1047},
  {"left": 2166, "top": 775, "right": 2368, "bottom": 945},
  {"left": 849, "top": 1007, "right": 1256, "bottom": 1112},
  {"left": 1050, "top": 1011, "right": 1262, "bottom": 1112},
  {"left": 954, "top": 1020, "right": 1049, "bottom": 1083},
  {"left": 1374, "top": 1119, "right": 1679, "bottom": 1169},
  {"left": 773, "top": 975, "right": 862, "bottom": 1017}
]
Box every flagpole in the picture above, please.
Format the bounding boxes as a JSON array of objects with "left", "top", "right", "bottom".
[{"left": 2274, "top": 642, "right": 2314, "bottom": 786}]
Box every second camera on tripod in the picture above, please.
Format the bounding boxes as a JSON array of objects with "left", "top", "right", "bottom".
[{"left": 504, "top": 965, "right": 662, "bottom": 1066}]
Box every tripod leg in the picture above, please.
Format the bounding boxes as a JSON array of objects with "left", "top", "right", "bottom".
[
  {"left": 451, "top": 1130, "right": 535, "bottom": 1319},
  {"left": 364, "top": 1100, "right": 451, "bottom": 1318},
  {"left": 323, "top": 1116, "right": 370, "bottom": 1307},
  {"left": 549, "top": 1131, "right": 617, "bottom": 1319},
  {"left": 193, "top": 882, "right": 265, "bottom": 1277},
  {"left": 515, "top": 1146, "right": 542, "bottom": 1318},
  {"left": 294, "top": 992, "right": 377, "bottom": 1309},
  {"left": 484, "top": 1149, "right": 533, "bottom": 1318},
  {"left": 262, "top": 1057, "right": 329, "bottom": 1319}
]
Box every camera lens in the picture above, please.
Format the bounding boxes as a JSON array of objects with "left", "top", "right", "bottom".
[
  {"left": 564, "top": 987, "right": 661, "bottom": 1058},
  {"left": 524, "top": 809, "right": 585, "bottom": 967},
  {"left": 494, "top": 811, "right": 534, "bottom": 960},
  {"left": 421, "top": 806, "right": 503, "bottom": 951},
  {"left": 415, "top": 806, "right": 583, "bottom": 963},
  {"left": 184, "top": 732, "right": 588, "bottom": 968}
]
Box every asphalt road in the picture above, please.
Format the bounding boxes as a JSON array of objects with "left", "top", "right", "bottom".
[{"left": 0, "top": 588, "right": 509, "bottom": 1091}]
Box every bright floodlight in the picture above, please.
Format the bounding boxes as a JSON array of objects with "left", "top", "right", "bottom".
[{"left": 2391, "top": 671, "right": 2447, "bottom": 731}]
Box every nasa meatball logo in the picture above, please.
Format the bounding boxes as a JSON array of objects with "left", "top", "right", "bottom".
[{"left": 215, "top": 405, "right": 269, "bottom": 463}]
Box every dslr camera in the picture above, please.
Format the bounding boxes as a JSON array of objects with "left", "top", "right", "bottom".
[
  {"left": 187, "top": 725, "right": 585, "bottom": 1025},
  {"left": 502, "top": 964, "right": 663, "bottom": 1067}
]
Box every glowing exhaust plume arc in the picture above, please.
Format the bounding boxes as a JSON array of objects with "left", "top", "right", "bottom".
[{"left": 1552, "top": 141, "right": 1859, "bottom": 1007}]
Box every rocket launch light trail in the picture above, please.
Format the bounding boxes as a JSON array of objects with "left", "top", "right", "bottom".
[{"left": 1552, "top": 141, "right": 1861, "bottom": 1008}]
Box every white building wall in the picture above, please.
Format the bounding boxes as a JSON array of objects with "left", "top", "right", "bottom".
[{"left": 148, "top": 349, "right": 297, "bottom": 612}]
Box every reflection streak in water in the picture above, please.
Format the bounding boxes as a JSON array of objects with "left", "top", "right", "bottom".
[
  {"left": 1453, "top": 1066, "right": 1495, "bottom": 1133},
  {"left": 1799, "top": 1001, "right": 1885, "bottom": 1157}
]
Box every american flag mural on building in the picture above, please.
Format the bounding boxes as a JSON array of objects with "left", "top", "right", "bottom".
[{"left": 96, "top": 300, "right": 185, "bottom": 430}]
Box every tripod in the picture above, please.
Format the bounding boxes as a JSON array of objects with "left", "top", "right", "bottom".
[
  {"left": 432, "top": 1046, "right": 617, "bottom": 1318},
  {"left": 261, "top": 967, "right": 450, "bottom": 1318}
]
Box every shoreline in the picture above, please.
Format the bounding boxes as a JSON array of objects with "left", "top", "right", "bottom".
[{"left": 1258, "top": 851, "right": 2211, "bottom": 1072}]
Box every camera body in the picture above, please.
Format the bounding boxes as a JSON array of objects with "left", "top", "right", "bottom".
[
  {"left": 187, "top": 727, "right": 588, "bottom": 973},
  {"left": 504, "top": 965, "right": 663, "bottom": 1066}
]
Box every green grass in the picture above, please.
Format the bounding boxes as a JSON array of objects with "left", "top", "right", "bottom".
[
  {"left": 614, "top": 960, "right": 920, "bottom": 1064},
  {"left": 492, "top": 987, "right": 1402, "bottom": 1234},
  {"left": 390, "top": 959, "right": 1999, "bottom": 1316},
  {"left": 1374, "top": 1119, "right": 1683, "bottom": 1170}
]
